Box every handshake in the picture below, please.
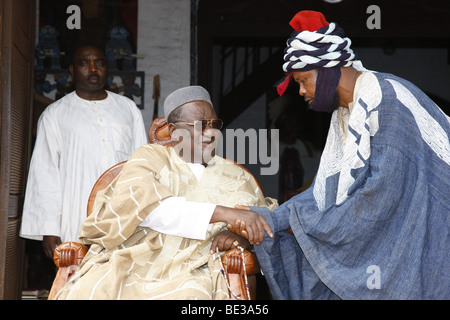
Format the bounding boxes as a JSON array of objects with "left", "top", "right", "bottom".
[{"left": 209, "top": 204, "right": 273, "bottom": 253}]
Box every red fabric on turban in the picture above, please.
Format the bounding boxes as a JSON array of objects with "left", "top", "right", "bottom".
[{"left": 289, "top": 10, "right": 330, "bottom": 32}]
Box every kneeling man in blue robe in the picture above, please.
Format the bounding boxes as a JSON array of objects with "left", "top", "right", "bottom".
[{"left": 233, "top": 11, "right": 449, "bottom": 300}]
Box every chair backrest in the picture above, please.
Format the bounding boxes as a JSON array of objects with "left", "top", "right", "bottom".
[
  {"left": 86, "top": 161, "right": 126, "bottom": 216},
  {"left": 148, "top": 117, "right": 171, "bottom": 146}
]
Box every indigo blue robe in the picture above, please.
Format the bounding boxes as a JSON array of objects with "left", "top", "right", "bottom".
[{"left": 253, "top": 72, "right": 450, "bottom": 299}]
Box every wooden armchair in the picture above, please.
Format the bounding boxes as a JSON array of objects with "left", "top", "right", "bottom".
[{"left": 48, "top": 117, "right": 260, "bottom": 300}]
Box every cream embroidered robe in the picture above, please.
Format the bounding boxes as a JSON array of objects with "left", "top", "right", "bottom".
[{"left": 56, "top": 144, "right": 277, "bottom": 300}]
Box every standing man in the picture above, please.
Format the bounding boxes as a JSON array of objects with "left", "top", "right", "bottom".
[
  {"left": 20, "top": 44, "right": 148, "bottom": 259},
  {"left": 234, "top": 11, "right": 449, "bottom": 299}
]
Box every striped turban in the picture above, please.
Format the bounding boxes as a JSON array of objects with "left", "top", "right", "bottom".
[
  {"left": 282, "top": 22, "right": 357, "bottom": 72},
  {"left": 277, "top": 11, "right": 366, "bottom": 112}
]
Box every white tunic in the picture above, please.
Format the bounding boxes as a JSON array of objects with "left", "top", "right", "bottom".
[{"left": 20, "top": 91, "right": 148, "bottom": 243}]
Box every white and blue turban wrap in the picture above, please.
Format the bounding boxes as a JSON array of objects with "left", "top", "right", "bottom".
[
  {"left": 278, "top": 18, "right": 366, "bottom": 112},
  {"left": 282, "top": 22, "right": 364, "bottom": 72}
]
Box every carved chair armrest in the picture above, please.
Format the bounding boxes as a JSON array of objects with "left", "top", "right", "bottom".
[
  {"left": 221, "top": 248, "right": 260, "bottom": 300},
  {"left": 53, "top": 241, "right": 89, "bottom": 268},
  {"left": 48, "top": 242, "right": 88, "bottom": 300}
]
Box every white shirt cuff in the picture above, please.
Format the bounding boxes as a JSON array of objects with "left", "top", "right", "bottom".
[{"left": 139, "top": 197, "right": 216, "bottom": 240}]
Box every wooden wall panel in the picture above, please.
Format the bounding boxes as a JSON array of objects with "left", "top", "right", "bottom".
[{"left": 0, "top": 0, "right": 35, "bottom": 300}]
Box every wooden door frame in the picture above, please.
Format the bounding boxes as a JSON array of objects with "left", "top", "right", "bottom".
[{"left": 0, "top": 0, "right": 36, "bottom": 300}]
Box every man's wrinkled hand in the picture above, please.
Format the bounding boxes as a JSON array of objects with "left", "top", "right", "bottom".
[
  {"left": 227, "top": 205, "right": 250, "bottom": 238},
  {"left": 210, "top": 230, "right": 251, "bottom": 254},
  {"left": 212, "top": 205, "right": 273, "bottom": 245}
]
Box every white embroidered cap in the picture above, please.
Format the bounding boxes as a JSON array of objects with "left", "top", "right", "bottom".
[{"left": 163, "top": 86, "right": 213, "bottom": 119}]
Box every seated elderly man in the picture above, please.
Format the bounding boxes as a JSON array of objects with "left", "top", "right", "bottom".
[{"left": 55, "top": 85, "right": 277, "bottom": 300}]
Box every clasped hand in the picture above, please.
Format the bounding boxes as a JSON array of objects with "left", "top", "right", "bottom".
[{"left": 211, "top": 204, "right": 273, "bottom": 246}]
